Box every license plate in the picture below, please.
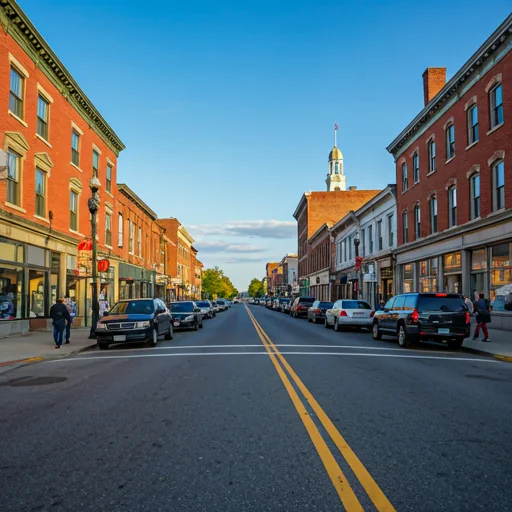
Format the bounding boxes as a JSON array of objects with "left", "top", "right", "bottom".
[
  {"left": 173, "top": 321, "right": 180, "bottom": 327},
  {"left": 353, "top": 313, "right": 364, "bottom": 317},
  {"left": 113, "top": 335, "right": 126, "bottom": 342},
  {"left": 438, "top": 328, "right": 450, "bottom": 334}
]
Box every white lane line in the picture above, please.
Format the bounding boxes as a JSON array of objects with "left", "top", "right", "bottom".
[{"left": 48, "top": 352, "right": 499, "bottom": 363}]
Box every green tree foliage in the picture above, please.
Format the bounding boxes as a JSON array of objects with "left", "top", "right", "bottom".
[
  {"left": 247, "top": 278, "right": 264, "bottom": 298},
  {"left": 202, "top": 267, "right": 238, "bottom": 299}
]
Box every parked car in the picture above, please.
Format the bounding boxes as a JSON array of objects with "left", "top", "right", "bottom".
[
  {"left": 277, "top": 298, "right": 290, "bottom": 312},
  {"left": 308, "top": 300, "right": 333, "bottom": 323},
  {"left": 265, "top": 298, "right": 273, "bottom": 308},
  {"left": 168, "top": 301, "right": 203, "bottom": 330},
  {"left": 216, "top": 299, "right": 228, "bottom": 311},
  {"left": 371, "top": 293, "right": 471, "bottom": 349},
  {"left": 233, "top": 299, "right": 239, "bottom": 304},
  {"left": 290, "top": 297, "right": 315, "bottom": 318},
  {"left": 325, "top": 299, "right": 374, "bottom": 330},
  {"left": 272, "top": 298, "right": 280, "bottom": 310},
  {"left": 95, "top": 298, "right": 173, "bottom": 350},
  {"left": 195, "top": 300, "right": 215, "bottom": 319},
  {"left": 211, "top": 301, "right": 220, "bottom": 313},
  {"left": 282, "top": 299, "right": 292, "bottom": 314}
]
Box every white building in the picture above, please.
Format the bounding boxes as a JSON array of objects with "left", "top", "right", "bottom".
[{"left": 331, "top": 185, "right": 397, "bottom": 308}]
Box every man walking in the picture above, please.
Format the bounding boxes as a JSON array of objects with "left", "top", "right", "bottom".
[
  {"left": 64, "top": 295, "right": 76, "bottom": 344},
  {"left": 473, "top": 293, "right": 491, "bottom": 343},
  {"left": 50, "top": 298, "right": 71, "bottom": 349}
]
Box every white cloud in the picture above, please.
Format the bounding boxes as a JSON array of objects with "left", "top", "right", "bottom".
[
  {"left": 189, "top": 219, "right": 296, "bottom": 239},
  {"left": 194, "top": 240, "right": 266, "bottom": 253}
]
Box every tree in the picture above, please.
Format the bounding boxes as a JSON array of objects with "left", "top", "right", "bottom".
[
  {"left": 247, "top": 278, "right": 264, "bottom": 298},
  {"left": 202, "top": 266, "right": 239, "bottom": 299}
]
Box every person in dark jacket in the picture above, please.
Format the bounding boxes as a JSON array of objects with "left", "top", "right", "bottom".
[
  {"left": 473, "top": 293, "right": 491, "bottom": 342},
  {"left": 50, "top": 298, "right": 71, "bottom": 349}
]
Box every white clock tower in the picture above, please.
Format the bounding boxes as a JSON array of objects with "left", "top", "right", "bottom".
[{"left": 326, "top": 123, "right": 346, "bottom": 192}]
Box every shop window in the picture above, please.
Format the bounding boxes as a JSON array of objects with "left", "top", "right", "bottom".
[
  {"left": 403, "top": 264, "right": 414, "bottom": 293},
  {"left": 470, "top": 248, "right": 487, "bottom": 302},
  {"left": 0, "top": 266, "right": 23, "bottom": 319},
  {"left": 419, "top": 258, "right": 438, "bottom": 292},
  {"left": 490, "top": 243, "right": 512, "bottom": 308},
  {"left": 29, "top": 270, "right": 46, "bottom": 317},
  {"left": 492, "top": 160, "right": 505, "bottom": 212},
  {"left": 443, "top": 252, "right": 462, "bottom": 294}
]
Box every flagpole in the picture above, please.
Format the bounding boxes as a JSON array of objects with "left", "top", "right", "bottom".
[{"left": 334, "top": 121, "right": 337, "bottom": 147}]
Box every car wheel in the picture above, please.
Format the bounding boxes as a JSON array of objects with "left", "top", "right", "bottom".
[
  {"left": 98, "top": 341, "right": 109, "bottom": 350},
  {"left": 397, "top": 324, "right": 410, "bottom": 348},
  {"left": 448, "top": 339, "right": 463, "bottom": 350},
  {"left": 165, "top": 324, "right": 173, "bottom": 340},
  {"left": 147, "top": 327, "right": 158, "bottom": 347},
  {"left": 334, "top": 318, "right": 341, "bottom": 332},
  {"left": 324, "top": 317, "right": 330, "bottom": 328},
  {"left": 372, "top": 322, "right": 382, "bottom": 340}
]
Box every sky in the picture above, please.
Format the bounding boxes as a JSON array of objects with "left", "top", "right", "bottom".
[{"left": 18, "top": 0, "right": 512, "bottom": 290}]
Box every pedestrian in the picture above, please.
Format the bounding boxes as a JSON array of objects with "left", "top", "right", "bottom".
[
  {"left": 464, "top": 295, "right": 474, "bottom": 315},
  {"left": 473, "top": 293, "right": 491, "bottom": 342},
  {"left": 64, "top": 295, "right": 76, "bottom": 344},
  {"left": 50, "top": 298, "right": 71, "bottom": 349}
]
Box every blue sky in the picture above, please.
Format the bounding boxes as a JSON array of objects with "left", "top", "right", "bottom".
[{"left": 20, "top": 0, "right": 511, "bottom": 290}]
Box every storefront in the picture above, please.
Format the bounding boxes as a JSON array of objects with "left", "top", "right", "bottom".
[
  {"left": 443, "top": 252, "right": 462, "bottom": 293},
  {"left": 118, "top": 262, "right": 155, "bottom": 300},
  {"left": 155, "top": 274, "right": 168, "bottom": 301}
]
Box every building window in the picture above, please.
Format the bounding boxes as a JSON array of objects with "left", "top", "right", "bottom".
[
  {"left": 361, "top": 228, "right": 365, "bottom": 256},
  {"left": 70, "top": 190, "right": 78, "bottom": 231},
  {"left": 402, "top": 163, "right": 408, "bottom": 192},
  {"left": 446, "top": 124, "right": 455, "bottom": 160},
  {"left": 402, "top": 211, "right": 408, "bottom": 243},
  {"left": 490, "top": 84, "right": 504, "bottom": 129},
  {"left": 35, "top": 169, "right": 46, "bottom": 217},
  {"left": 92, "top": 150, "right": 99, "bottom": 176},
  {"left": 348, "top": 235, "right": 352, "bottom": 261},
  {"left": 138, "top": 227, "right": 142, "bottom": 257},
  {"left": 71, "top": 130, "right": 80, "bottom": 166},
  {"left": 343, "top": 240, "right": 347, "bottom": 262},
  {"left": 368, "top": 225, "right": 373, "bottom": 254},
  {"left": 128, "top": 220, "right": 134, "bottom": 253},
  {"left": 429, "top": 196, "right": 438, "bottom": 234},
  {"left": 413, "top": 152, "right": 419, "bottom": 184},
  {"left": 118, "top": 213, "right": 123, "bottom": 247},
  {"left": 9, "top": 67, "right": 24, "bottom": 118},
  {"left": 7, "top": 149, "right": 21, "bottom": 206},
  {"left": 414, "top": 205, "right": 421, "bottom": 239},
  {"left": 36, "top": 95, "right": 49, "bottom": 140},
  {"left": 105, "top": 213, "right": 112, "bottom": 246},
  {"left": 377, "top": 220, "right": 383, "bottom": 250},
  {"left": 428, "top": 140, "right": 436, "bottom": 173},
  {"left": 493, "top": 160, "right": 505, "bottom": 211},
  {"left": 448, "top": 186, "right": 457, "bottom": 227},
  {"left": 467, "top": 105, "right": 479, "bottom": 145},
  {"left": 106, "top": 164, "right": 112, "bottom": 194},
  {"left": 470, "top": 174, "right": 480, "bottom": 219},
  {"left": 420, "top": 257, "right": 438, "bottom": 293},
  {"left": 387, "top": 214, "right": 393, "bottom": 247}
]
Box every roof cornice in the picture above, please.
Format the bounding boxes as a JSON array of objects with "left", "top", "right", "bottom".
[
  {"left": 387, "top": 14, "right": 512, "bottom": 156},
  {"left": 0, "top": 0, "right": 125, "bottom": 156},
  {"left": 293, "top": 192, "right": 310, "bottom": 220},
  {"left": 178, "top": 225, "right": 195, "bottom": 245},
  {"left": 118, "top": 184, "right": 157, "bottom": 219}
]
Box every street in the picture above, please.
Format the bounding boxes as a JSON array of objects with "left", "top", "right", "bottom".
[{"left": 1, "top": 304, "right": 511, "bottom": 512}]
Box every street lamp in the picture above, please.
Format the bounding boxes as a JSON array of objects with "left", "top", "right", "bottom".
[
  {"left": 353, "top": 231, "right": 361, "bottom": 299},
  {"left": 88, "top": 175, "right": 101, "bottom": 339}
]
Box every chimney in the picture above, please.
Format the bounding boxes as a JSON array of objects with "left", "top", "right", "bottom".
[
  {"left": 422, "top": 68, "right": 446, "bottom": 106},
  {"left": 348, "top": 186, "right": 357, "bottom": 191}
]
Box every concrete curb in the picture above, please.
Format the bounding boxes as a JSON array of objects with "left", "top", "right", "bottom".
[
  {"left": 494, "top": 354, "right": 512, "bottom": 363},
  {"left": 462, "top": 345, "right": 512, "bottom": 362}
]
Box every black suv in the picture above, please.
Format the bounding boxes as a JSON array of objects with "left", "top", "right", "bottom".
[
  {"left": 95, "top": 298, "right": 173, "bottom": 350},
  {"left": 371, "top": 293, "right": 471, "bottom": 349}
]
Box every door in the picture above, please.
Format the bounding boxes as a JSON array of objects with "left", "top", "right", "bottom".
[
  {"left": 390, "top": 295, "right": 406, "bottom": 331},
  {"left": 380, "top": 296, "right": 397, "bottom": 332},
  {"left": 156, "top": 299, "right": 168, "bottom": 334}
]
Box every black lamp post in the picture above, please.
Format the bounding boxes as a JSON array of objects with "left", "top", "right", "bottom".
[
  {"left": 353, "top": 231, "right": 360, "bottom": 299},
  {"left": 88, "top": 175, "right": 101, "bottom": 339}
]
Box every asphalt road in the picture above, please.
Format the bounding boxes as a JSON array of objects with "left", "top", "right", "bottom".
[{"left": 1, "top": 304, "right": 511, "bottom": 512}]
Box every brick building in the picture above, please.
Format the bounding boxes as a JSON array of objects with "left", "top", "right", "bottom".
[
  {"left": 0, "top": 0, "right": 124, "bottom": 334},
  {"left": 387, "top": 14, "right": 512, "bottom": 328},
  {"left": 265, "top": 262, "right": 279, "bottom": 295}
]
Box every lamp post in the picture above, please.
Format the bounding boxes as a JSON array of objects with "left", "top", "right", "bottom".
[
  {"left": 88, "top": 175, "right": 101, "bottom": 339},
  {"left": 353, "top": 231, "right": 361, "bottom": 300}
]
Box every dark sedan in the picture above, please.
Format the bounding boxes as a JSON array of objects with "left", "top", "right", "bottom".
[
  {"left": 95, "top": 298, "right": 173, "bottom": 350},
  {"left": 307, "top": 300, "right": 333, "bottom": 323},
  {"left": 169, "top": 301, "right": 203, "bottom": 330}
]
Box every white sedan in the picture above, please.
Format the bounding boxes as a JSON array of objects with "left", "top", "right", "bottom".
[{"left": 325, "top": 299, "right": 375, "bottom": 331}]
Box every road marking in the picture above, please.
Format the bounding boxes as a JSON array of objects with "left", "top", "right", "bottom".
[
  {"left": 245, "top": 309, "right": 364, "bottom": 510},
  {"left": 246, "top": 304, "right": 396, "bottom": 512},
  {"left": 47, "top": 352, "right": 275, "bottom": 362}
]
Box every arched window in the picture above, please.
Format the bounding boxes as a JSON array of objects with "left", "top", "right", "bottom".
[
  {"left": 402, "top": 162, "right": 408, "bottom": 192},
  {"left": 334, "top": 162, "right": 339, "bottom": 174},
  {"left": 492, "top": 160, "right": 505, "bottom": 211},
  {"left": 469, "top": 174, "right": 480, "bottom": 219},
  {"left": 413, "top": 152, "right": 420, "bottom": 183}
]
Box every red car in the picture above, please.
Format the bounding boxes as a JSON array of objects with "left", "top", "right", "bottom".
[{"left": 290, "top": 297, "right": 315, "bottom": 318}]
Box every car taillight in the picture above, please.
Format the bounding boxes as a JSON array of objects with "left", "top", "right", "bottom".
[
  {"left": 465, "top": 311, "right": 470, "bottom": 324},
  {"left": 411, "top": 309, "right": 419, "bottom": 322},
  {"left": 370, "top": 311, "right": 375, "bottom": 318},
  {"left": 339, "top": 310, "right": 347, "bottom": 317},
  {"left": 314, "top": 308, "right": 320, "bottom": 313}
]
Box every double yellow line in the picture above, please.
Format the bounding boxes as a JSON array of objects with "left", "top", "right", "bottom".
[{"left": 245, "top": 305, "right": 395, "bottom": 511}]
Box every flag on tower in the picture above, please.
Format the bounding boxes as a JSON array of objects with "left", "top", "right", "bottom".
[{"left": 334, "top": 122, "right": 338, "bottom": 131}]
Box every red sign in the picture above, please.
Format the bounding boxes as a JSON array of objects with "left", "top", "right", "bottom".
[
  {"left": 98, "top": 259, "right": 110, "bottom": 272},
  {"left": 355, "top": 256, "right": 364, "bottom": 271}
]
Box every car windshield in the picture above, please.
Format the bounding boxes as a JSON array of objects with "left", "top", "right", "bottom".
[
  {"left": 319, "top": 302, "right": 333, "bottom": 308},
  {"left": 196, "top": 301, "right": 210, "bottom": 307},
  {"left": 417, "top": 296, "right": 465, "bottom": 312},
  {"left": 109, "top": 300, "right": 155, "bottom": 315},
  {"left": 217, "top": 300, "right": 225, "bottom": 304},
  {"left": 169, "top": 302, "right": 195, "bottom": 312},
  {"left": 342, "top": 301, "right": 371, "bottom": 309}
]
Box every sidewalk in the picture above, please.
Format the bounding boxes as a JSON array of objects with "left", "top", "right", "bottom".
[
  {"left": 0, "top": 328, "right": 97, "bottom": 375},
  {"left": 462, "top": 324, "right": 512, "bottom": 361}
]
